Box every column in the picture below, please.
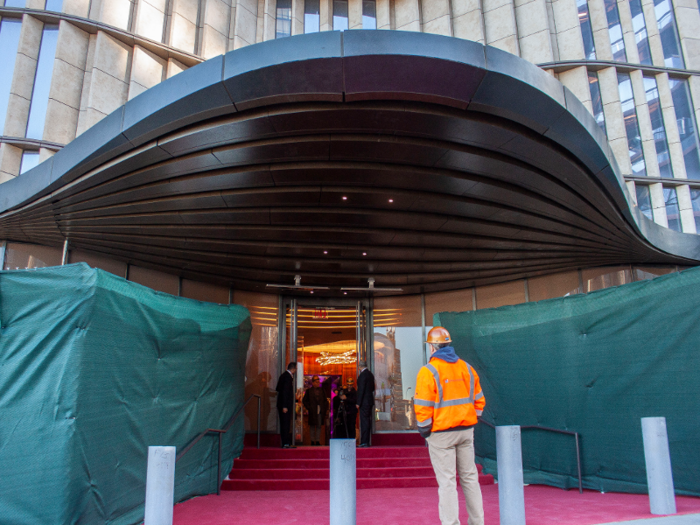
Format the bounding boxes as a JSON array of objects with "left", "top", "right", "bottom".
[
  {"left": 641, "top": 417, "right": 676, "bottom": 515},
  {"left": 559, "top": 67, "right": 592, "bottom": 112},
  {"left": 587, "top": 0, "right": 613, "bottom": 61},
  {"left": 128, "top": 46, "right": 166, "bottom": 101},
  {"left": 169, "top": 0, "right": 200, "bottom": 53},
  {"left": 394, "top": 0, "right": 421, "bottom": 32},
  {"left": 422, "top": 0, "right": 452, "bottom": 36},
  {"left": 496, "top": 425, "right": 526, "bottom": 525},
  {"left": 349, "top": 0, "right": 363, "bottom": 29},
  {"left": 483, "top": 0, "right": 520, "bottom": 56},
  {"left": 630, "top": 70, "right": 661, "bottom": 178},
  {"left": 617, "top": 0, "right": 640, "bottom": 64},
  {"left": 515, "top": 0, "right": 553, "bottom": 63},
  {"left": 291, "top": 0, "right": 304, "bottom": 34},
  {"left": 598, "top": 66, "right": 631, "bottom": 174},
  {"left": 200, "top": 0, "right": 233, "bottom": 58},
  {"left": 376, "top": 0, "right": 391, "bottom": 29},
  {"left": 231, "top": 0, "right": 259, "bottom": 49},
  {"left": 675, "top": 184, "right": 697, "bottom": 233},
  {"left": 641, "top": 0, "right": 665, "bottom": 67},
  {"left": 452, "top": 0, "right": 485, "bottom": 43},
  {"left": 550, "top": 0, "right": 584, "bottom": 61},
  {"left": 63, "top": 0, "right": 91, "bottom": 17},
  {"left": 672, "top": 0, "right": 700, "bottom": 70},
  {"left": 650, "top": 182, "right": 668, "bottom": 227}
]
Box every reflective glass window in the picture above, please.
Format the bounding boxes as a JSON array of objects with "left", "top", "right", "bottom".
[
  {"left": 588, "top": 71, "right": 606, "bottom": 134},
  {"left": 333, "top": 0, "right": 348, "bottom": 31},
  {"left": 4, "top": 1, "right": 26, "bottom": 7},
  {"left": 664, "top": 186, "right": 681, "bottom": 231},
  {"left": 26, "top": 25, "right": 58, "bottom": 140},
  {"left": 425, "top": 289, "right": 473, "bottom": 322},
  {"left": 629, "top": 0, "right": 652, "bottom": 65},
  {"left": 669, "top": 78, "right": 700, "bottom": 180},
  {"left": 618, "top": 73, "right": 646, "bottom": 176},
  {"left": 3, "top": 242, "right": 61, "bottom": 270},
  {"left": 0, "top": 19, "right": 21, "bottom": 131},
  {"left": 644, "top": 76, "right": 672, "bottom": 178},
  {"left": 304, "top": 0, "right": 320, "bottom": 33},
  {"left": 653, "top": 0, "right": 684, "bottom": 68},
  {"left": 276, "top": 0, "right": 292, "bottom": 38},
  {"left": 19, "top": 151, "right": 39, "bottom": 174},
  {"left": 636, "top": 184, "right": 653, "bottom": 220},
  {"left": 476, "top": 281, "right": 526, "bottom": 309},
  {"left": 45, "top": 0, "right": 63, "bottom": 11},
  {"left": 362, "top": 0, "right": 377, "bottom": 29},
  {"left": 582, "top": 266, "right": 632, "bottom": 291},
  {"left": 577, "top": 0, "right": 596, "bottom": 59},
  {"left": 604, "top": 0, "right": 627, "bottom": 62},
  {"left": 690, "top": 189, "right": 700, "bottom": 232},
  {"left": 528, "top": 271, "right": 582, "bottom": 301},
  {"left": 633, "top": 266, "right": 676, "bottom": 280}
]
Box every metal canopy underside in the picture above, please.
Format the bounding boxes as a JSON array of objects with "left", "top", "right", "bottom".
[{"left": 2, "top": 30, "right": 699, "bottom": 295}]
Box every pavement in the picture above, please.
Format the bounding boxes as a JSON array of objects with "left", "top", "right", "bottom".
[{"left": 596, "top": 515, "right": 700, "bottom": 524}]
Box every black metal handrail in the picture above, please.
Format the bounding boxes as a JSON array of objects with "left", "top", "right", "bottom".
[
  {"left": 479, "top": 419, "right": 583, "bottom": 494},
  {"left": 175, "top": 394, "right": 261, "bottom": 495}
]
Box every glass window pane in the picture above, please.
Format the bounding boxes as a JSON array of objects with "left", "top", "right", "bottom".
[
  {"left": 604, "top": 0, "right": 627, "bottom": 62},
  {"left": 0, "top": 20, "right": 22, "bottom": 131},
  {"left": 664, "top": 186, "right": 681, "bottom": 231},
  {"left": 68, "top": 248, "right": 128, "bottom": 277},
  {"left": 45, "top": 0, "right": 63, "bottom": 11},
  {"left": 633, "top": 266, "right": 676, "bottom": 280},
  {"left": 362, "top": 0, "right": 377, "bottom": 29},
  {"left": 127, "top": 265, "right": 179, "bottom": 295},
  {"left": 180, "top": 279, "right": 230, "bottom": 303},
  {"left": 690, "top": 189, "right": 700, "bottom": 233},
  {"left": 19, "top": 151, "right": 39, "bottom": 174},
  {"left": 669, "top": 78, "right": 700, "bottom": 180},
  {"left": 654, "top": 0, "right": 684, "bottom": 68},
  {"left": 636, "top": 184, "right": 653, "bottom": 219},
  {"left": 618, "top": 72, "right": 646, "bottom": 176},
  {"left": 582, "top": 266, "right": 632, "bottom": 291},
  {"left": 476, "top": 281, "right": 526, "bottom": 309},
  {"left": 629, "top": 0, "right": 652, "bottom": 65},
  {"left": 588, "top": 71, "right": 606, "bottom": 135},
  {"left": 26, "top": 25, "right": 59, "bottom": 140},
  {"left": 333, "top": 0, "right": 348, "bottom": 31},
  {"left": 425, "top": 289, "right": 473, "bottom": 322},
  {"left": 304, "top": 0, "right": 320, "bottom": 33},
  {"left": 528, "top": 271, "right": 582, "bottom": 301},
  {"left": 644, "top": 76, "right": 673, "bottom": 178},
  {"left": 4, "top": 1, "right": 26, "bottom": 7},
  {"left": 3, "top": 242, "right": 62, "bottom": 270},
  {"left": 373, "top": 295, "right": 423, "bottom": 432},
  {"left": 276, "top": 0, "right": 292, "bottom": 39},
  {"left": 577, "top": 0, "right": 596, "bottom": 59}
]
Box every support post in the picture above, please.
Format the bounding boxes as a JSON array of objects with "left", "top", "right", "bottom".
[
  {"left": 61, "top": 239, "right": 69, "bottom": 265},
  {"left": 641, "top": 417, "right": 676, "bottom": 515},
  {"left": 496, "top": 425, "right": 526, "bottom": 525},
  {"left": 144, "top": 446, "right": 176, "bottom": 525},
  {"left": 330, "top": 439, "right": 356, "bottom": 525},
  {"left": 217, "top": 433, "right": 222, "bottom": 496},
  {"left": 257, "top": 396, "right": 261, "bottom": 449}
]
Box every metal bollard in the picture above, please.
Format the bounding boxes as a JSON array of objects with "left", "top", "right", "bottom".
[
  {"left": 641, "top": 417, "right": 676, "bottom": 515},
  {"left": 496, "top": 425, "right": 526, "bottom": 525},
  {"left": 144, "top": 446, "right": 176, "bottom": 525},
  {"left": 330, "top": 439, "right": 356, "bottom": 525}
]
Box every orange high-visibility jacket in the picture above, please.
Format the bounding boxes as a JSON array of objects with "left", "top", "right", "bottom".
[{"left": 414, "top": 357, "right": 485, "bottom": 434}]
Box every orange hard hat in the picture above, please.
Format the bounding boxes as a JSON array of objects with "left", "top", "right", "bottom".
[{"left": 426, "top": 326, "right": 452, "bottom": 344}]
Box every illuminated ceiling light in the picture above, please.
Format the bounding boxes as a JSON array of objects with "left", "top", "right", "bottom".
[
  {"left": 324, "top": 250, "right": 328, "bottom": 254},
  {"left": 316, "top": 349, "right": 356, "bottom": 365},
  {"left": 388, "top": 199, "right": 394, "bottom": 203},
  {"left": 362, "top": 252, "right": 367, "bottom": 256},
  {"left": 310, "top": 291, "right": 314, "bottom": 294},
  {"left": 342, "top": 196, "right": 347, "bottom": 200},
  {"left": 344, "top": 292, "right": 347, "bottom": 295}
]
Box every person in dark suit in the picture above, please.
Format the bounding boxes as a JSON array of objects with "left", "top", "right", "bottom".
[
  {"left": 345, "top": 377, "right": 358, "bottom": 439},
  {"left": 356, "top": 360, "right": 375, "bottom": 447},
  {"left": 276, "top": 362, "right": 297, "bottom": 448}
]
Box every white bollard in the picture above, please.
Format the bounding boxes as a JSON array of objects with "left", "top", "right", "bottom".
[
  {"left": 330, "top": 439, "right": 356, "bottom": 525},
  {"left": 144, "top": 446, "right": 176, "bottom": 525},
  {"left": 641, "top": 417, "right": 676, "bottom": 515},
  {"left": 496, "top": 425, "right": 526, "bottom": 525}
]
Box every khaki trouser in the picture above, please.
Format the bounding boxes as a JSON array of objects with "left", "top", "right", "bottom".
[{"left": 427, "top": 428, "right": 484, "bottom": 525}]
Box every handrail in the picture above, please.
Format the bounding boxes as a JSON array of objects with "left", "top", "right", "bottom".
[
  {"left": 176, "top": 394, "right": 261, "bottom": 495},
  {"left": 479, "top": 419, "right": 583, "bottom": 494}
]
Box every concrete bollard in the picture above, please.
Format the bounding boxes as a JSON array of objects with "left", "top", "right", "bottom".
[
  {"left": 144, "top": 446, "right": 176, "bottom": 525},
  {"left": 641, "top": 417, "right": 676, "bottom": 515},
  {"left": 330, "top": 439, "right": 356, "bottom": 525},
  {"left": 496, "top": 425, "right": 526, "bottom": 525}
]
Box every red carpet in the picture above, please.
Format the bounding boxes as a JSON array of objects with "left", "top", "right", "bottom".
[{"left": 173, "top": 484, "right": 700, "bottom": 525}]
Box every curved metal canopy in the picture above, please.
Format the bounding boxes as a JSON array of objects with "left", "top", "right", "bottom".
[{"left": 1, "top": 30, "right": 699, "bottom": 295}]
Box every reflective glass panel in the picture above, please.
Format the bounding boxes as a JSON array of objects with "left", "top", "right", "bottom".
[
  {"left": 362, "top": 0, "right": 377, "bottom": 29},
  {"left": 604, "top": 0, "right": 627, "bottom": 62},
  {"left": 629, "top": 0, "right": 652, "bottom": 65},
  {"left": 582, "top": 266, "right": 632, "bottom": 291},
  {"left": 588, "top": 71, "right": 606, "bottom": 134},
  {"left": 128, "top": 265, "right": 179, "bottom": 295},
  {"left": 577, "top": 0, "right": 596, "bottom": 59},
  {"left": 669, "top": 78, "right": 700, "bottom": 180},
  {"left": 654, "top": 0, "right": 684, "bottom": 68},
  {"left": 633, "top": 266, "right": 676, "bottom": 280},
  {"left": 528, "top": 271, "right": 582, "bottom": 301},
  {"left": 276, "top": 0, "right": 292, "bottom": 39},
  {"left": 664, "top": 186, "right": 681, "bottom": 231},
  {"left": 476, "top": 281, "right": 526, "bottom": 309},
  {"left": 4, "top": 1, "right": 26, "bottom": 7},
  {"left": 690, "top": 189, "right": 700, "bottom": 232},
  {"left": 333, "top": 0, "right": 348, "bottom": 31},
  {"left": 69, "top": 248, "right": 127, "bottom": 277},
  {"left": 304, "top": 0, "right": 320, "bottom": 33},
  {"left": 0, "top": 20, "right": 22, "bottom": 131},
  {"left": 26, "top": 25, "right": 59, "bottom": 140},
  {"left": 45, "top": 0, "right": 63, "bottom": 11},
  {"left": 19, "top": 151, "right": 39, "bottom": 174},
  {"left": 644, "top": 76, "right": 672, "bottom": 178},
  {"left": 636, "top": 184, "right": 653, "bottom": 220},
  {"left": 618, "top": 72, "right": 646, "bottom": 176},
  {"left": 3, "top": 242, "right": 61, "bottom": 270}
]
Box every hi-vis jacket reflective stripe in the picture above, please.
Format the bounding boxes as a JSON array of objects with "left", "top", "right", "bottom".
[{"left": 414, "top": 357, "right": 485, "bottom": 433}]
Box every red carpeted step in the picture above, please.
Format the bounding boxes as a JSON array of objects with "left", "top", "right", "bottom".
[
  {"left": 229, "top": 468, "right": 330, "bottom": 480},
  {"left": 222, "top": 479, "right": 329, "bottom": 491}
]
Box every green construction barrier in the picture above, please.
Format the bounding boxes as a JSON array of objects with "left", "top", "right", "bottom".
[
  {"left": 0, "top": 263, "right": 251, "bottom": 524},
  {"left": 435, "top": 267, "right": 700, "bottom": 496}
]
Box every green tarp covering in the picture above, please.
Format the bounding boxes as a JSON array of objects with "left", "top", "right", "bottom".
[
  {"left": 435, "top": 267, "right": 700, "bottom": 497},
  {"left": 0, "top": 263, "right": 251, "bottom": 524}
]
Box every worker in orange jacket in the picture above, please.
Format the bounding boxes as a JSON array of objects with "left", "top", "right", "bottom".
[{"left": 415, "top": 326, "right": 485, "bottom": 525}]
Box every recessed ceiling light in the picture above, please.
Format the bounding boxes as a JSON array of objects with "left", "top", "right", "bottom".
[
  {"left": 362, "top": 252, "right": 367, "bottom": 256},
  {"left": 310, "top": 291, "right": 314, "bottom": 294},
  {"left": 342, "top": 196, "right": 347, "bottom": 200},
  {"left": 389, "top": 199, "right": 393, "bottom": 203},
  {"left": 344, "top": 292, "right": 347, "bottom": 295},
  {"left": 324, "top": 250, "right": 328, "bottom": 254}
]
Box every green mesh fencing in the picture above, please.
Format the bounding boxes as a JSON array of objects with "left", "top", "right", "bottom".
[
  {"left": 0, "top": 263, "right": 251, "bottom": 524},
  {"left": 435, "top": 267, "right": 700, "bottom": 497}
]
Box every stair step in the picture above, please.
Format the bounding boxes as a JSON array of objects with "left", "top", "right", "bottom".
[
  {"left": 229, "top": 467, "right": 438, "bottom": 480},
  {"left": 238, "top": 446, "right": 430, "bottom": 461},
  {"left": 233, "top": 458, "right": 432, "bottom": 469}
]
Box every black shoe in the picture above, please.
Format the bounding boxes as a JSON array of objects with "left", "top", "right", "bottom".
[
  {"left": 283, "top": 444, "right": 290, "bottom": 448},
  {"left": 358, "top": 443, "right": 370, "bottom": 448}
]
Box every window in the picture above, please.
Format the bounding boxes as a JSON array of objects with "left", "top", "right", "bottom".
[
  {"left": 690, "top": 189, "right": 700, "bottom": 232},
  {"left": 0, "top": 19, "right": 22, "bottom": 132},
  {"left": 362, "top": 0, "right": 377, "bottom": 29},
  {"left": 276, "top": 0, "right": 292, "bottom": 39},
  {"left": 333, "top": 0, "right": 348, "bottom": 31},
  {"left": 636, "top": 185, "right": 653, "bottom": 220},
  {"left": 644, "top": 76, "right": 672, "bottom": 178},
  {"left": 604, "top": 0, "right": 627, "bottom": 62},
  {"left": 304, "top": 0, "right": 320, "bottom": 33},
  {"left": 669, "top": 78, "right": 700, "bottom": 180},
  {"left": 4, "top": 1, "right": 26, "bottom": 7},
  {"left": 45, "top": 0, "right": 63, "bottom": 11},
  {"left": 629, "top": 0, "right": 652, "bottom": 65},
  {"left": 577, "top": 0, "right": 596, "bottom": 60},
  {"left": 19, "top": 151, "right": 39, "bottom": 174},
  {"left": 26, "top": 25, "right": 59, "bottom": 140},
  {"left": 664, "top": 186, "right": 681, "bottom": 231},
  {"left": 588, "top": 71, "right": 606, "bottom": 134},
  {"left": 653, "top": 0, "right": 684, "bottom": 68},
  {"left": 618, "top": 73, "right": 646, "bottom": 176}
]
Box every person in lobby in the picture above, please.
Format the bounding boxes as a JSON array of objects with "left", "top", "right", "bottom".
[
  {"left": 276, "top": 362, "right": 297, "bottom": 448},
  {"left": 332, "top": 386, "right": 351, "bottom": 439},
  {"left": 344, "top": 377, "right": 358, "bottom": 440},
  {"left": 356, "top": 360, "right": 375, "bottom": 447},
  {"left": 303, "top": 375, "right": 328, "bottom": 446},
  {"left": 415, "top": 327, "right": 485, "bottom": 525}
]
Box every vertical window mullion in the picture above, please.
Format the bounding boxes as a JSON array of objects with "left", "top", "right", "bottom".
[{"left": 26, "top": 25, "right": 59, "bottom": 140}]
